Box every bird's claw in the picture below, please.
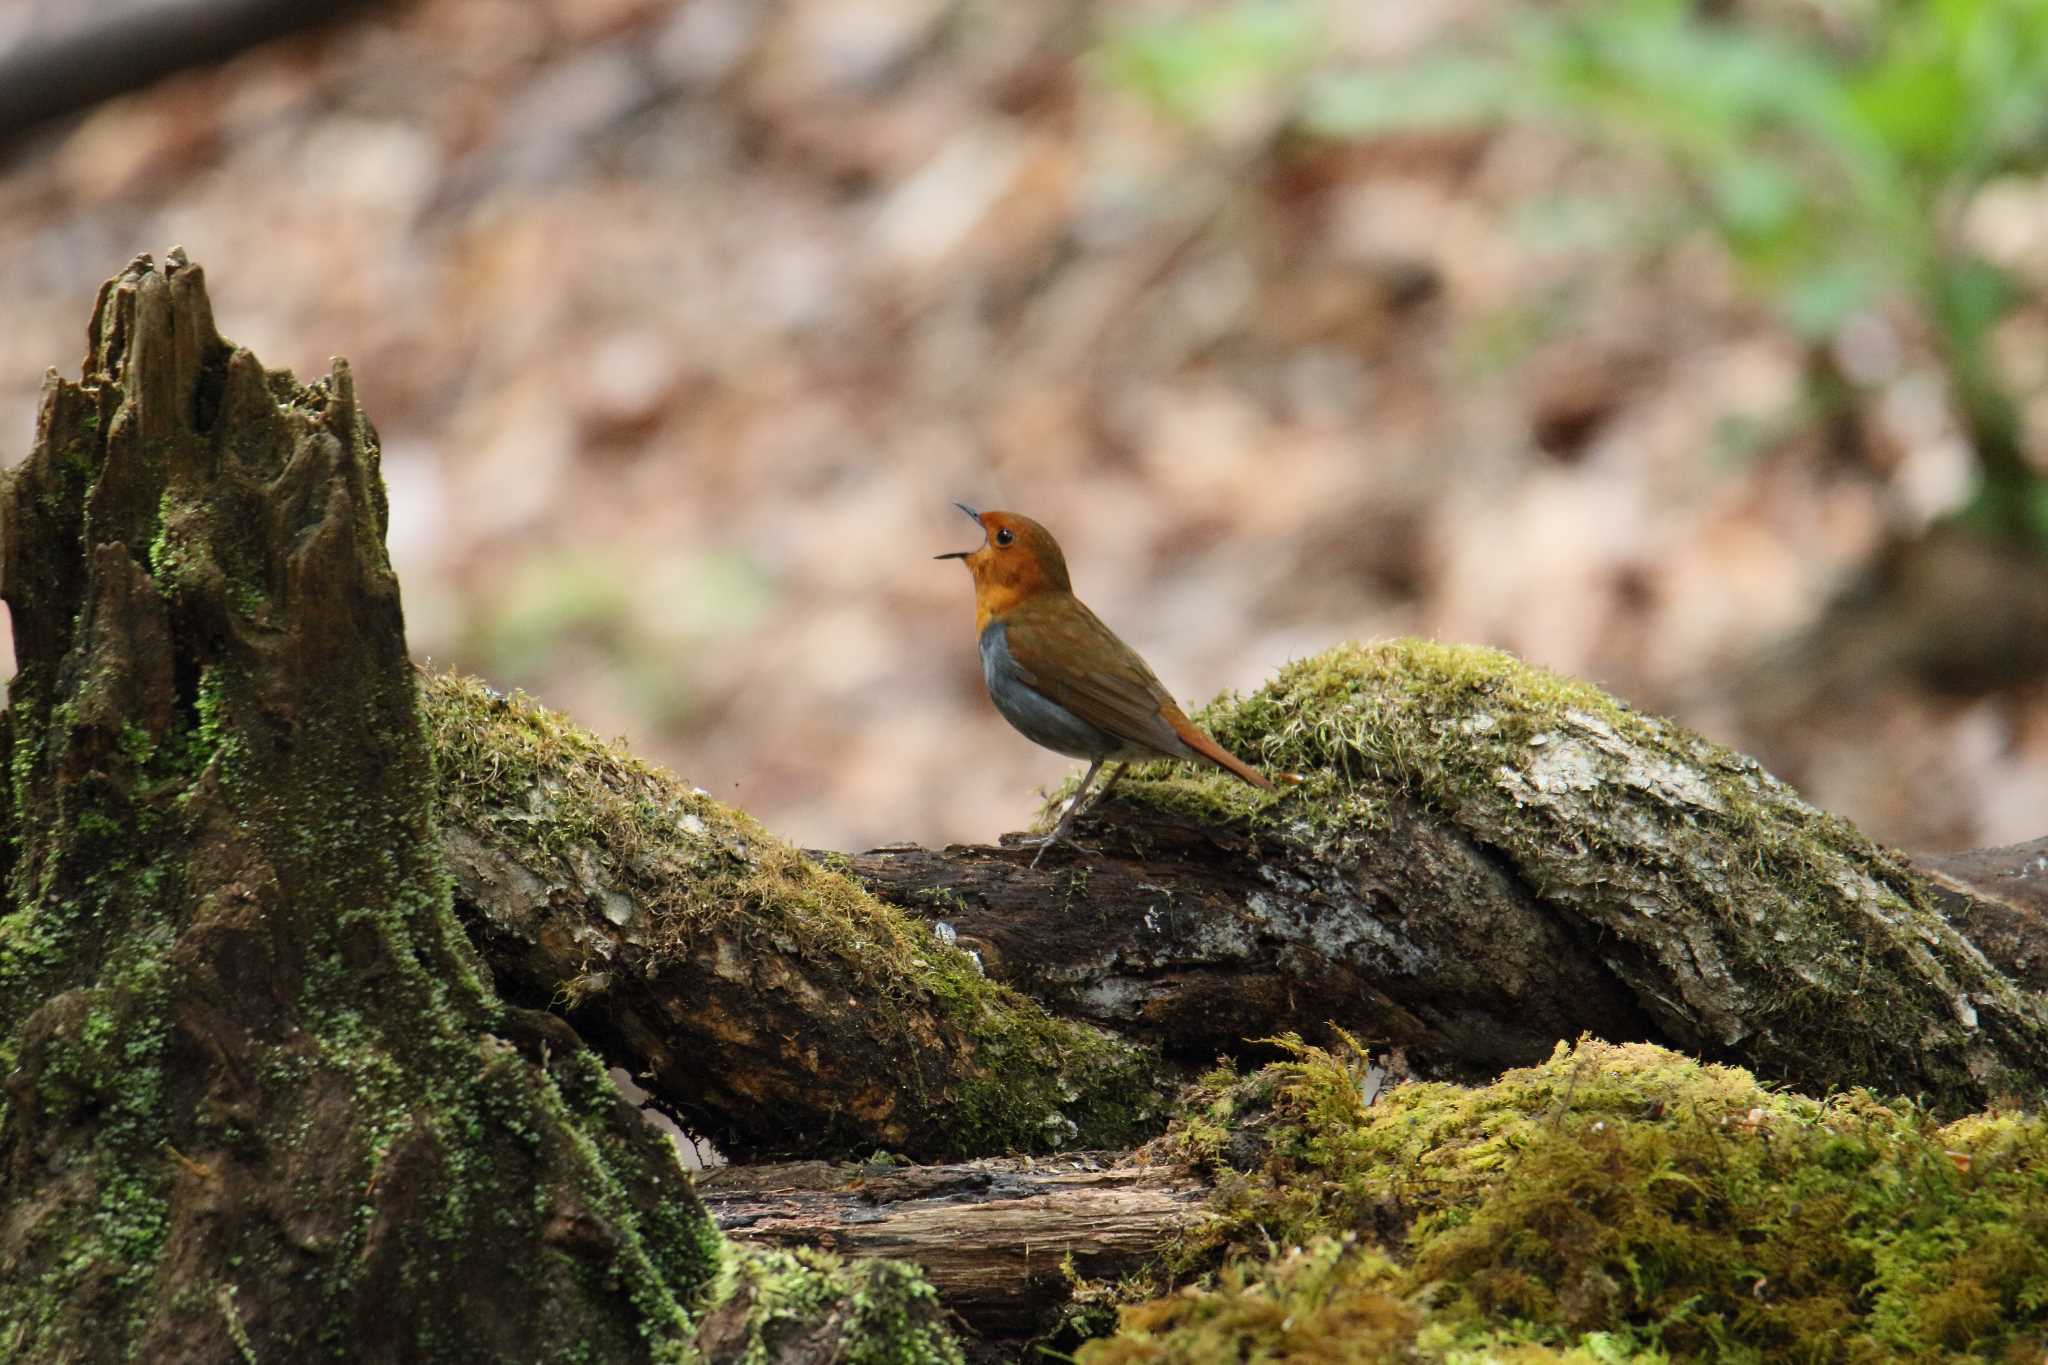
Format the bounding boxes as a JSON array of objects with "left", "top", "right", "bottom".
[{"left": 1020, "top": 832, "right": 1106, "bottom": 870}]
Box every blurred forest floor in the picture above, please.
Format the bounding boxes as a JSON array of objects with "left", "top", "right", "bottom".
[{"left": 2, "top": 0, "right": 2044, "bottom": 853}]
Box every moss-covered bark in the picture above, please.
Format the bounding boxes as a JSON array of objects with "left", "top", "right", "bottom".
[
  {"left": 1193, "top": 642, "right": 2048, "bottom": 1110},
  {"left": 425, "top": 671, "right": 1167, "bottom": 1161},
  {"left": 393, "top": 634, "right": 2048, "bottom": 1169},
  {"left": 0, "top": 252, "right": 960, "bottom": 1363}
]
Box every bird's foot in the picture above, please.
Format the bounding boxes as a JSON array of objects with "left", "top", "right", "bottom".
[
  {"left": 1011, "top": 830, "right": 1101, "bottom": 869},
  {"left": 1018, "top": 760, "right": 1124, "bottom": 869}
]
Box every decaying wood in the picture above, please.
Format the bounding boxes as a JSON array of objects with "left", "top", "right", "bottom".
[
  {"left": 849, "top": 823, "right": 2048, "bottom": 1072},
  {"left": 698, "top": 1154, "right": 1204, "bottom": 1337},
  {"left": 0, "top": 251, "right": 727, "bottom": 1363},
  {"left": 841, "top": 769, "right": 2048, "bottom": 1117}
]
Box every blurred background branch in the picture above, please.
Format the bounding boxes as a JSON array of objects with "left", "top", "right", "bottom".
[{"left": 0, "top": 0, "right": 383, "bottom": 153}]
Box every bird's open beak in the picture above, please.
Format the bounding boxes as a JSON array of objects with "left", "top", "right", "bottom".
[{"left": 934, "top": 501, "right": 983, "bottom": 560}]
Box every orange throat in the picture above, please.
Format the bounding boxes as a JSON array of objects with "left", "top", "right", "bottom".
[
  {"left": 973, "top": 577, "right": 1039, "bottom": 634},
  {"left": 968, "top": 557, "right": 1062, "bottom": 633}
]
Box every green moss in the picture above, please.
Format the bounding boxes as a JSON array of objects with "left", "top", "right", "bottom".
[
  {"left": 1185, "top": 638, "right": 1881, "bottom": 905},
  {"left": 8, "top": 940, "right": 176, "bottom": 1348},
  {"left": 1094, "top": 639, "right": 1643, "bottom": 841},
  {"left": 422, "top": 670, "right": 1166, "bottom": 1157},
  {"left": 425, "top": 669, "right": 930, "bottom": 986},
  {"left": 715, "top": 1246, "right": 963, "bottom": 1365},
  {"left": 1088, "top": 1036, "right": 2048, "bottom": 1361},
  {"left": 918, "top": 946, "right": 1163, "bottom": 1153},
  {"left": 1081, "top": 1236, "right": 1422, "bottom": 1364},
  {"left": 146, "top": 489, "right": 174, "bottom": 578}
]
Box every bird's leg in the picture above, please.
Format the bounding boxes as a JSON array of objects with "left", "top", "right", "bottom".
[
  {"left": 1084, "top": 761, "right": 1127, "bottom": 814},
  {"left": 1028, "top": 758, "right": 1106, "bottom": 869}
]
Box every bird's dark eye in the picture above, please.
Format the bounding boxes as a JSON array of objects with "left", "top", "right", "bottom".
[{"left": 994, "top": 527, "right": 1014, "bottom": 546}]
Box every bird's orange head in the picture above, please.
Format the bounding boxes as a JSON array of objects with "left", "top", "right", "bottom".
[{"left": 935, "top": 503, "right": 1073, "bottom": 632}]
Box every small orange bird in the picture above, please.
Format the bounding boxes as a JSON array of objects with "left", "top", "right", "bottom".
[{"left": 937, "top": 503, "right": 1272, "bottom": 866}]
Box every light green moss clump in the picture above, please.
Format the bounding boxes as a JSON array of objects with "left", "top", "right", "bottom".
[
  {"left": 1143, "top": 637, "right": 1895, "bottom": 919},
  {"left": 1098, "top": 639, "right": 1679, "bottom": 840},
  {"left": 1084, "top": 1037, "right": 2048, "bottom": 1361},
  {"left": 709, "top": 1246, "right": 964, "bottom": 1365}
]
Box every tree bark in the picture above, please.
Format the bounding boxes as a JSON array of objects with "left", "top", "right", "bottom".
[
  {"left": 842, "top": 820, "right": 2048, "bottom": 1100},
  {"left": 1913, "top": 837, "right": 2048, "bottom": 994}
]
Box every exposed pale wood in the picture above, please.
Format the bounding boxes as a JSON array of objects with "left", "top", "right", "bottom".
[
  {"left": 699, "top": 1155, "right": 1204, "bottom": 1336},
  {"left": 1912, "top": 837, "right": 2048, "bottom": 994}
]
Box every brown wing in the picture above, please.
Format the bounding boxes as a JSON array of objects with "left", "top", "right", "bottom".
[
  {"left": 1001, "top": 595, "right": 1274, "bottom": 787},
  {"left": 998, "top": 593, "right": 1189, "bottom": 759}
]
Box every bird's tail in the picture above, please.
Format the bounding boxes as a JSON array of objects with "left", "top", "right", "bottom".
[{"left": 1168, "top": 713, "right": 1274, "bottom": 790}]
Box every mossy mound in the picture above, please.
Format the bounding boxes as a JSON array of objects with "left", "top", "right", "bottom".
[
  {"left": 1108, "top": 638, "right": 1850, "bottom": 866},
  {"left": 1084, "top": 1037, "right": 2048, "bottom": 1362}
]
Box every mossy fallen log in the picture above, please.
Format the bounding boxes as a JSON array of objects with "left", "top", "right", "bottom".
[
  {"left": 414, "top": 636, "right": 2048, "bottom": 1164},
  {"left": 850, "top": 642, "right": 2048, "bottom": 1116}
]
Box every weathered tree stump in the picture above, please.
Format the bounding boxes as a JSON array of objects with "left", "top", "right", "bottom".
[{"left": 0, "top": 252, "right": 957, "bottom": 1364}]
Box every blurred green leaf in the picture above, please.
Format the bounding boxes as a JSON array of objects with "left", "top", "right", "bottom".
[
  {"left": 1851, "top": 58, "right": 1969, "bottom": 165},
  {"left": 1303, "top": 54, "right": 1520, "bottom": 135},
  {"left": 1100, "top": 0, "right": 1319, "bottom": 124},
  {"left": 1937, "top": 256, "right": 2019, "bottom": 342},
  {"left": 1782, "top": 260, "right": 1881, "bottom": 340},
  {"left": 1710, "top": 158, "right": 1802, "bottom": 245}
]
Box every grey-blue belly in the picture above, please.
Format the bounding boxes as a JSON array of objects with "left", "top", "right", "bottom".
[{"left": 979, "top": 622, "right": 1118, "bottom": 760}]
